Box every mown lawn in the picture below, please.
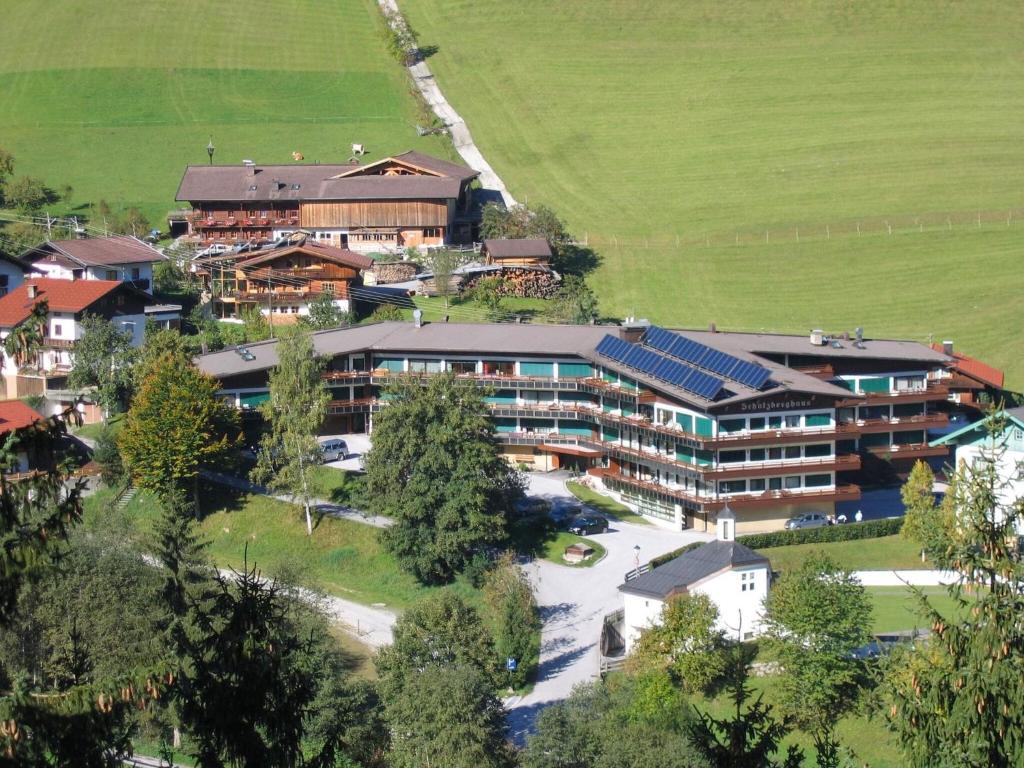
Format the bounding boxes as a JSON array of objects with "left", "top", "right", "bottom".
[
  {"left": 83, "top": 481, "right": 475, "bottom": 610},
  {"left": 0, "top": 0, "right": 452, "bottom": 227},
  {"left": 403, "top": 0, "right": 1024, "bottom": 386},
  {"left": 566, "top": 481, "right": 650, "bottom": 526},
  {"left": 538, "top": 531, "right": 605, "bottom": 568},
  {"left": 762, "top": 535, "right": 927, "bottom": 576},
  {"left": 867, "top": 585, "right": 967, "bottom": 634}
]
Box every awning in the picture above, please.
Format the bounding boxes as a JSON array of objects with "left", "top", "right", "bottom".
[{"left": 539, "top": 443, "right": 603, "bottom": 457}]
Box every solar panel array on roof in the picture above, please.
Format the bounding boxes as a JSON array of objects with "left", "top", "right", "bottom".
[
  {"left": 595, "top": 335, "right": 724, "bottom": 401},
  {"left": 643, "top": 326, "right": 772, "bottom": 390}
]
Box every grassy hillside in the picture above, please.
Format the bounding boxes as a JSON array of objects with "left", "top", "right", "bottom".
[
  {"left": 402, "top": 0, "right": 1024, "bottom": 385},
  {"left": 0, "top": 0, "right": 451, "bottom": 226}
]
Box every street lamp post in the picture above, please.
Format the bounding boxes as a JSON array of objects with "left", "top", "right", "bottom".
[
  {"left": 633, "top": 544, "right": 641, "bottom": 578},
  {"left": 206, "top": 137, "right": 215, "bottom": 165}
]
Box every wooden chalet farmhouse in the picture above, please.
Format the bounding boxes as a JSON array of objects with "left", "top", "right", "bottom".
[
  {"left": 197, "top": 238, "right": 374, "bottom": 321},
  {"left": 175, "top": 151, "right": 479, "bottom": 253},
  {"left": 482, "top": 238, "right": 553, "bottom": 267},
  {"left": 0, "top": 278, "right": 153, "bottom": 398},
  {"left": 22, "top": 236, "right": 166, "bottom": 294}
]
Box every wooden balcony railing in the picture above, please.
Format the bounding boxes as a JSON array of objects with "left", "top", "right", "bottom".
[
  {"left": 849, "top": 412, "right": 948, "bottom": 434},
  {"left": 862, "top": 443, "right": 948, "bottom": 459},
  {"left": 838, "top": 382, "right": 949, "bottom": 407}
]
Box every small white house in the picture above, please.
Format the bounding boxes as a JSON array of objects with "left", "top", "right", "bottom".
[
  {"left": 619, "top": 506, "right": 771, "bottom": 651},
  {"left": 930, "top": 406, "right": 1024, "bottom": 534},
  {"left": 24, "top": 236, "right": 166, "bottom": 294}
]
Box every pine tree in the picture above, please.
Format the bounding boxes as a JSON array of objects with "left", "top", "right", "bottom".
[{"left": 884, "top": 414, "right": 1024, "bottom": 767}]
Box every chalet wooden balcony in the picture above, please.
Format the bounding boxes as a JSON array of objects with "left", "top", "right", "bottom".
[
  {"left": 849, "top": 412, "right": 948, "bottom": 434},
  {"left": 327, "top": 397, "right": 377, "bottom": 415},
  {"left": 837, "top": 382, "right": 949, "bottom": 407},
  {"left": 862, "top": 443, "right": 949, "bottom": 460},
  {"left": 42, "top": 337, "right": 75, "bottom": 349}
]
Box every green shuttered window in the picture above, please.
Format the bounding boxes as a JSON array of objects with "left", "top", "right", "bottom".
[
  {"left": 239, "top": 392, "right": 269, "bottom": 407},
  {"left": 805, "top": 413, "right": 831, "bottom": 427},
  {"left": 859, "top": 377, "right": 891, "bottom": 393},
  {"left": 696, "top": 417, "right": 713, "bottom": 437},
  {"left": 676, "top": 413, "right": 693, "bottom": 432},
  {"left": 558, "top": 362, "right": 593, "bottom": 378}
]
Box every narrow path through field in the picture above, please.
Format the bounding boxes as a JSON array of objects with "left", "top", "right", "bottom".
[{"left": 378, "top": 0, "right": 517, "bottom": 207}]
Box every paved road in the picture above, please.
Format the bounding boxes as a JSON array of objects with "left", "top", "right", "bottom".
[{"left": 505, "top": 473, "right": 711, "bottom": 743}]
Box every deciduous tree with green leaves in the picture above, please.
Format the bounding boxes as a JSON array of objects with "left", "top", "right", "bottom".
[
  {"left": 762, "top": 552, "right": 871, "bottom": 738},
  {"left": 365, "top": 372, "right": 523, "bottom": 583},
  {"left": 900, "top": 459, "right": 955, "bottom": 564},
  {"left": 251, "top": 326, "right": 328, "bottom": 535},
  {"left": 118, "top": 354, "right": 238, "bottom": 510},
  {"left": 549, "top": 274, "right": 600, "bottom": 324},
  {"left": 628, "top": 592, "right": 729, "bottom": 695},
  {"left": 884, "top": 415, "right": 1024, "bottom": 768},
  {"left": 302, "top": 292, "right": 352, "bottom": 330},
  {"left": 68, "top": 314, "right": 137, "bottom": 414}
]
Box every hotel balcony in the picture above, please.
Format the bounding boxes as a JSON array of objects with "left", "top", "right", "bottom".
[
  {"left": 837, "top": 382, "right": 949, "bottom": 407},
  {"left": 705, "top": 422, "right": 860, "bottom": 448},
  {"left": 851, "top": 412, "right": 948, "bottom": 434},
  {"left": 595, "top": 469, "right": 860, "bottom": 512},
  {"left": 862, "top": 442, "right": 949, "bottom": 460}
]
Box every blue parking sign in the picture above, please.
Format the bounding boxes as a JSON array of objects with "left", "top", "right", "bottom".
[{"left": 506, "top": 657, "right": 517, "bottom": 671}]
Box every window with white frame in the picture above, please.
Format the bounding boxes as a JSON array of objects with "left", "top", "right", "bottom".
[{"left": 740, "top": 571, "right": 756, "bottom": 592}]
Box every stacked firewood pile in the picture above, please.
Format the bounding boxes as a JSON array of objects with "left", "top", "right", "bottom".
[
  {"left": 462, "top": 267, "right": 561, "bottom": 299},
  {"left": 372, "top": 261, "right": 422, "bottom": 284}
]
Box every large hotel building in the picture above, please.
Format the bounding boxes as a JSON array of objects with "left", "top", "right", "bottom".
[{"left": 197, "top": 319, "right": 962, "bottom": 533}]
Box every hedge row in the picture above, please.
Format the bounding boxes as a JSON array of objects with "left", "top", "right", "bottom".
[
  {"left": 648, "top": 517, "right": 904, "bottom": 569},
  {"left": 739, "top": 517, "right": 904, "bottom": 549}
]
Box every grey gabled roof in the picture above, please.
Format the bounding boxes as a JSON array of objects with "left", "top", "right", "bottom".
[{"left": 618, "top": 540, "right": 770, "bottom": 599}]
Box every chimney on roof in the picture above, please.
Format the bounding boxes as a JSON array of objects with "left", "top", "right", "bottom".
[
  {"left": 619, "top": 318, "right": 650, "bottom": 343},
  {"left": 412, "top": 308, "right": 423, "bottom": 328},
  {"left": 26, "top": 284, "right": 37, "bottom": 299},
  {"left": 942, "top": 340, "right": 954, "bottom": 356},
  {"left": 709, "top": 322, "right": 717, "bottom": 333},
  {"left": 243, "top": 160, "right": 256, "bottom": 176},
  {"left": 810, "top": 329, "right": 825, "bottom": 346}
]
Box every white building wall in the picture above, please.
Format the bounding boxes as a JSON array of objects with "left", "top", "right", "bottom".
[
  {"left": 952, "top": 440, "right": 1024, "bottom": 535},
  {"left": 622, "top": 564, "right": 771, "bottom": 653}
]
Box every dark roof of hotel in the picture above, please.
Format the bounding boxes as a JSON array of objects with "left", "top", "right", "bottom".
[
  {"left": 483, "top": 238, "right": 553, "bottom": 259},
  {"left": 175, "top": 151, "right": 477, "bottom": 202},
  {"left": 196, "top": 321, "right": 950, "bottom": 410},
  {"left": 683, "top": 329, "right": 951, "bottom": 364},
  {"left": 25, "top": 236, "right": 165, "bottom": 267},
  {"left": 619, "top": 540, "right": 770, "bottom": 599}
]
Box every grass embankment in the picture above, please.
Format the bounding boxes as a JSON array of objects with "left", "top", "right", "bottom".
[
  {"left": 765, "top": 535, "right": 926, "bottom": 575},
  {"left": 403, "top": 0, "right": 1024, "bottom": 386},
  {"left": 0, "top": 0, "right": 452, "bottom": 227},
  {"left": 73, "top": 413, "right": 122, "bottom": 442},
  {"left": 566, "top": 481, "right": 650, "bottom": 526},
  {"left": 867, "top": 585, "right": 966, "bottom": 635},
  {"left": 83, "top": 481, "right": 474, "bottom": 610}
]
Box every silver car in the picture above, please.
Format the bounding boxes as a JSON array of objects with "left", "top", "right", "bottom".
[
  {"left": 319, "top": 438, "right": 348, "bottom": 462},
  {"left": 785, "top": 512, "right": 832, "bottom": 530}
]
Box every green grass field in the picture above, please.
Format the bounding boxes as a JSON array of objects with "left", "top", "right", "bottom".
[
  {"left": 0, "top": 0, "right": 452, "bottom": 227},
  {"left": 764, "top": 534, "right": 927, "bottom": 575},
  {"left": 402, "top": 0, "right": 1024, "bottom": 386},
  {"left": 566, "top": 481, "right": 650, "bottom": 525}
]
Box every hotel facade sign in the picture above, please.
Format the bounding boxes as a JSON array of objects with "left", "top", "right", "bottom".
[{"left": 716, "top": 394, "right": 835, "bottom": 416}]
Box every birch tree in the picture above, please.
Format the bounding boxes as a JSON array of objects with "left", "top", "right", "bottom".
[{"left": 251, "top": 326, "right": 328, "bottom": 535}]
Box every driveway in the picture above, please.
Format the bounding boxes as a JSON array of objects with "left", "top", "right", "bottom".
[{"left": 506, "top": 472, "right": 711, "bottom": 742}]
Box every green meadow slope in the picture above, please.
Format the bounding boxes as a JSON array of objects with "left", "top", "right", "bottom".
[
  {"left": 403, "top": 0, "right": 1024, "bottom": 385},
  {"left": 0, "top": 0, "right": 451, "bottom": 225}
]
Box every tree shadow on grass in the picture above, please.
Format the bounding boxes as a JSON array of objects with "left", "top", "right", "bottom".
[{"left": 197, "top": 478, "right": 252, "bottom": 520}]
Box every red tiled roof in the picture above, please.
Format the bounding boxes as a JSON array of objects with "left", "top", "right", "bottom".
[
  {"left": 0, "top": 399, "right": 43, "bottom": 433},
  {"left": 931, "top": 344, "right": 1004, "bottom": 389},
  {"left": 0, "top": 278, "right": 123, "bottom": 327}
]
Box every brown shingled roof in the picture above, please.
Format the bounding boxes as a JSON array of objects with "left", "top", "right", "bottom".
[
  {"left": 483, "top": 238, "right": 553, "bottom": 260},
  {"left": 25, "top": 236, "right": 165, "bottom": 267},
  {"left": 236, "top": 242, "right": 374, "bottom": 271},
  {"left": 175, "top": 151, "right": 476, "bottom": 203}
]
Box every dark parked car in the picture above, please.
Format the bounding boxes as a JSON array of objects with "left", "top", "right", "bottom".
[
  {"left": 784, "top": 512, "right": 832, "bottom": 531},
  {"left": 568, "top": 514, "right": 609, "bottom": 536}
]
